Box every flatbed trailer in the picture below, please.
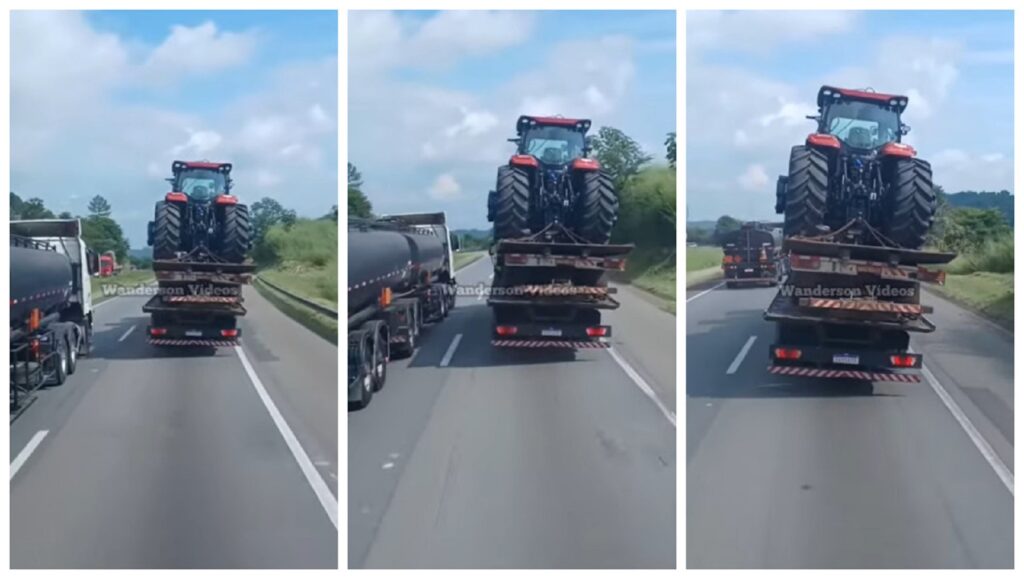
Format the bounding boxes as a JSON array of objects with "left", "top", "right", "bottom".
[
  {"left": 764, "top": 218, "right": 955, "bottom": 383},
  {"left": 143, "top": 249, "right": 255, "bottom": 347},
  {"left": 488, "top": 224, "right": 633, "bottom": 348}
]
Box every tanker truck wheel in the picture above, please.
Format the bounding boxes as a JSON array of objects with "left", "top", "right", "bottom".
[
  {"left": 66, "top": 333, "right": 78, "bottom": 375},
  {"left": 493, "top": 166, "right": 530, "bottom": 240},
  {"left": 49, "top": 336, "right": 69, "bottom": 386},
  {"left": 221, "top": 204, "right": 252, "bottom": 263},
  {"left": 882, "top": 158, "right": 936, "bottom": 249},
  {"left": 370, "top": 321, "right": 388, "bottom": 392},
  {"left": 349, "top": 331, "right": 374, "bottom": 410},
  {"left": 152, "top": 201, "right": 183, "bottom": 260},
  {"left": 783, "top": 146, "right": 828, "bottom": 237},
  {"left": 575, "top": 170, "right": 618, "bottom": 244}
]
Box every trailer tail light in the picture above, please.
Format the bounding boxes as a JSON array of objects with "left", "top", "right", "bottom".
[
  {"left": 495, "top": 325, "right": 518, "bottom": 336},
  {"left": 28, "top": 308, "right": 41, "bottom": 331},
  {"left": 165, "top": 192, "right": 188, "bottom": 203},
  {"left": 774, "top": 347, "right": 802, "bottom": 360},
  {"left": 30, "top": 339, "right": 41, "bottom": 358},
  {"left": 150, "top": 328, "right": 168, "bottom": 336},
  {"left": 220, "top": 329, "right": 239, "bottom": 338},
  {"left": 585, "top": 326, "right": 608, "bottom": 337},
  {"left": 890, "top": 354, "right": 919, "bottom": 368},
  {"left": 505, "top": 254, "right": 528, "bottom": 265},
  {"left": 790, "top": 254, "right": 821, "bottom": 270},
  {"left": 379, "top": 287, "right": 393, "bottom": 308},
  {"left": 603, "top": 257, "right": 626, "bottom": 270}
]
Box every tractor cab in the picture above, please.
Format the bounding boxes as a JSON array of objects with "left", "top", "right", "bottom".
[
  {"left": 810, "top": 86, "right": 910, "bottom": 152},
  {"left": 168, "top": 161, "right": 233, "bottom": 201},
  {"left": 512, "top": 116, "right": 591, "bottom": 167}
]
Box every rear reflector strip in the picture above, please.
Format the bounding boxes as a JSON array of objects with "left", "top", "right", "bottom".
[
  {"left": 768, "top": 365, "right": 921, "bottom": 383},
  {"left": 165, "top": 295, "right": 241, "bottom": 304},
  {"left": 799, "top": 298, "right": 927, "bottom": 314},
  {"left": 149, "top": 338, "right": 238, "bottom": 347},
  {"left": 492, "top": 339, "right": 610, "bottom": 349}
]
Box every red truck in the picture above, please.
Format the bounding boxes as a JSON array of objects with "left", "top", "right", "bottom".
[{"left": 98, "top": 251, "right": 117, "bottom": 277}]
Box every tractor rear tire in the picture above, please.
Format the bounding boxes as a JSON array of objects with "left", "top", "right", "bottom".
[
  {"left": 152, "top": 201, "right": 183, "bottom": 260},
  {"left": 883, "top": 158, "right": 936, "bottom": 249},
  {"left": 783, "top": 146, "right": 829, "bottom": 238},
  {"left": 575, "top": 170, "right": 619, "bottom": 244},
  {"left": 493, "top": 166, "right": 530, "bottom": 240},
  {"left": 221, "top": 204, "right": 252, "bottom": 263}
]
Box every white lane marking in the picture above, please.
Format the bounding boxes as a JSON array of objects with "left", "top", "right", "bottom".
[
  {"left": 11, "top": 430, "right": 49, "bottom": 480},
  {"left": 440, "top": 333, "right": 464, "bottom": 367},
  {"left": 918, "top": 360, "right": 1014, "bottom": 495},
  {"left": 686, "top": 281, "right": 725, "bottom": 303},
  {"left": 117, "top": 324, "right": 136, "bottom": 342},
  {"left": 234, "top": 346, "right": 339, "bottom": 528},
  {"left": 607, "top": 347, "right": 676, "bottom": 427},
  {"left": 727, "top": 335, "right": 757, "bottom": 375},
  {"left": 454, "top": 253, "right": 488, "bottom": 275}
]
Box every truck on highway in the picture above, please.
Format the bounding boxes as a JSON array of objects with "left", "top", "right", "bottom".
[
  {"left": 768, "top": 85, "right": 952, "bottom": 382},
  {"left": 10, "top": 219, "right": 97, "bottom": 413},
  {"left": 98, "top": 250, "right": 118, "bottom": 277},
  {"left": 348, "top": 212, "right": 459, "bottom": 410},
  {"left": 485, "top": 114, "right": 633, "bottom": 348},
  {"left": 720, "top": 222, "right": 780, "bottom": 288},
  {"left": 144, "top": 160, "right": 255, "bottom": 347}
]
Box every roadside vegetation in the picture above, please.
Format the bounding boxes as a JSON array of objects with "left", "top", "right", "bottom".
[
  {"left": 927, "top": 199, "right": 1013, "bottom": 327},
  {"left": 251, "top": 200, "right": 339, "bottom": 340},
  {"left": 91, "top": 270, "right": 154, "bottom": 303},
  {"left": 685, "top": 245, "right": 723, "bottom": 288}
]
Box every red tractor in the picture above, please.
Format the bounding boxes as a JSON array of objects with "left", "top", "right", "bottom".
[
  {"left": 487, "top": 115, "right": 619, "bottom": 243},
  {"left": 147, "top": 161, "right": 251, "bottom": 263},
  {"left": 775, "top": 86, "right": 936, "bottom": 248}
]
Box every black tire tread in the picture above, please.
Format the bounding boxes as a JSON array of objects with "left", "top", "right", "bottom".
[
  {"left": 152, "top": 201, "right": 182, "bottom": 259},
  {"left": 492, "top": 166, "right": 530, "bottom": 240},
  {"left": 883, "top": 158, "right": 935, "bottom": 249},
  {"left": 575, "top": 170, "right": 619, "bottom": 243},
  {"left": 783, "top": 145, "right": 829, "bottom": 237},
  {"left": 221, "top": 204, "right": 251, "bottom": 263}
]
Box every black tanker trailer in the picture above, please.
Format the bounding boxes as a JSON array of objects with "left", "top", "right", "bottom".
[
  {"left": 10, "top": 220, "right": 97, "bottom": 415},
  {"left": 348, "top": 212, "right": 459, "bottom": 410}
]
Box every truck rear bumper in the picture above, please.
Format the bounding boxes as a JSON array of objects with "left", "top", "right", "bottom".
[
  {"left": 492, "top": 338, "right": 609, "bottom": 349},
  {"left": 768, "top": 365, "right": 921, "bottom": 383},
  {"left": 149, "top": 337, "right": 239, "bottom": 347}
]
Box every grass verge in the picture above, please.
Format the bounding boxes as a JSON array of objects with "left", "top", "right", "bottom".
[
  {"left": 254, "top": 277, "right": 338, "bottom": 344},
  {"left": 91, "top": 270, "right": 154, "bottom": 303},
  {"left": 617, "top": 247, "right": 676, "bottom": 314},
  {"left": 686, "top": 246, "right": 723, "bottom": 288},
  {"left": 260, "top": 263, "right": 337, "bottom": 310},
  {"left": 929, "top": 272, "right": 1013, "bottom": 330}
]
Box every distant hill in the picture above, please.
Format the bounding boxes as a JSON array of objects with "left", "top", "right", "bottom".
[
  {"left": 453, "top": 228, "right": 491, "bottom": 239},
  {"left": 129, "top": 247, "right": 152, "bottom": 260},
  {"left": 686, "top": 220, "right": 717, "bottom": 232},
  {"left": 945, "top": 190, "right": 1013, "bottom": 226}
]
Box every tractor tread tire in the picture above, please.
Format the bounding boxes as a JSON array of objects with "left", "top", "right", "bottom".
[
  {"left": 493, "top": 166, "right": 530, "bottom": 240},
  {"left": 883, "top": 158, "right": 936, "bottom": 249},
  {"left": 152, "top": 201, "right": 183, "bottom": 260},
  {"left": 575, "top": 170, "right": 619, "bottom": 244},
  {"left": 783, "top": 146, "right": 829, "bottom": 238},
  {"left": 221, "top": 204, "right": 252, "bottom": 263}
]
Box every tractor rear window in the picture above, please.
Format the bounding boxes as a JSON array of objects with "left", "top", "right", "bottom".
[
  {"left": 825, "top": 101, "right": 900, "bottom": 149},
  {"left": 523, "top": 127, "right": 585, "bottom": 165},
  {"left": 178, "top": 170, "right": 227, "bottom": 200}
]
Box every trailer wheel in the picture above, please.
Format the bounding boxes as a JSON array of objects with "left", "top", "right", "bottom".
[
  {"left": 152, "top": 201, "right": 183, "bottom": 260},
  {"left": 370, "top": 322, "right": 388, "bottom": 392},
  {"left": 350, "top": 334, "right": 374, "bottom": 410},
  {"left": 66, "top": 333, "right": 78, "bottom": 375},
  {"left": 50, "top": 338, "right": 69, "bottom": 386}
]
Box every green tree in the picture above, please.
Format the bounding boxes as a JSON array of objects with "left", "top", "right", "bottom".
[
  {"left": 82, "top": 215, "right": 129, "bottom": 261},
  {"left": 614, "top": 166, "right": 676, "bottom": 248},
  {"left": 939, "top": 208, "right": 1010, "bottom": 252},
  {"left": 252, "top": 197, "right": 298, "bottom": 242},
  {"left": 348, "top": 162, "right": 373, "bottom": 219},
  {"left": 589, "top": 126, "right": 653, "bottom": 190},
  {"left": 58, "top": 211, "right": 73, "bottom": 219},
  {"left": 665, "top": 132, "right": 676, "bottom": 169},
  {"left": 88, "top": 195, "right": 112, "bottom": 217},
  {"left": 713, "top": 215, "right": 742, "bottom": 243}
]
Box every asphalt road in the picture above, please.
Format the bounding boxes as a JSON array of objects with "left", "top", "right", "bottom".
[
  {"left": 686, "top": 282, "right": 1013, "bottom": 569},
  {"left": 10, "top": 285, "right": 338, "bottom": 569},
  {"left": 348, "top": 255, "right": 677, "bottom": 569}
]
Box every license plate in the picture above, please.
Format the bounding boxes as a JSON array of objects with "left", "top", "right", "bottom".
[
  {"left": 185, "top": 330, "right": 203, "bottom": 337},
  {"left": 833, "top": 354, "right": 859, "bottom": 365},
  {"left": 541, "top": 328, "right": 562, "bottom": 337},
  {"left": 744, "top": 268, "right": 754, "bottom": 273}
]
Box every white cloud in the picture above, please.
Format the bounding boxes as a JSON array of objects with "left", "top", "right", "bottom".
[
  {"left": 11, "top": 12, "right": 336, "bottom": 243},
  {"left": 931, "top": 149, "right": 1013, "bottom": 192},
  {"left": 737, "top": 164, "right": 770, "bottom": 192},
  {"left": 688, "top": 11, "right": 857, "bottom": 54},
  {"left": 429, "top": 173, "right": 462, "bottom": 201},
  {"left": 140, "top": 21, "right": 257, "bottom": 84}
]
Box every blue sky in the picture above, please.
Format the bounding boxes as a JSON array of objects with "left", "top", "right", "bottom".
[
  {"left": 349, "top": 10, "right": 676, "bottom": 230},
  {"left": 11, "top": 10, "right": 337, "bottom": 245},
  {"left": 687, "top": 10, "right": 1014, "bottom": 222}
]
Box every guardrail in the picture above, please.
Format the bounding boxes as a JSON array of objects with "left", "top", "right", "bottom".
[{"left": 254, "top": 275, "right": 338, "bottom": 319}]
